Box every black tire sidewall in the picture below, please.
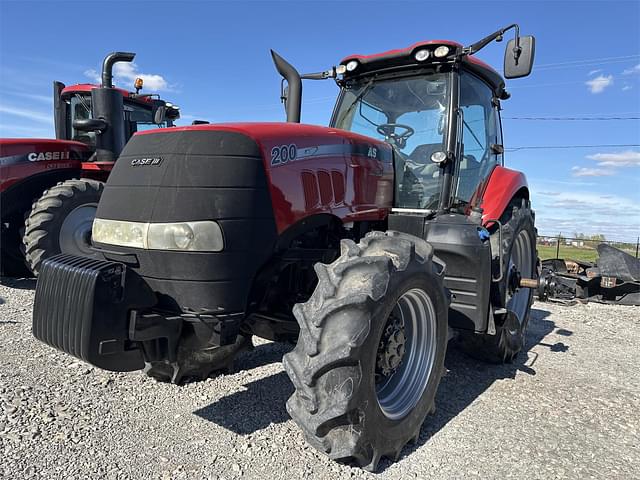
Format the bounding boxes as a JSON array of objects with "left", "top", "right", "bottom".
[
  {"left": 24, "top": 180, "right": 103, "bottom": 270},
  {"left": 502, "top": 207, "right": 537, "bottom": 332}
]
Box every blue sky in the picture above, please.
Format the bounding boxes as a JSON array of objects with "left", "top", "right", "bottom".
[{"left": 1, "top": 0, "right": 639, "bottom": 241}]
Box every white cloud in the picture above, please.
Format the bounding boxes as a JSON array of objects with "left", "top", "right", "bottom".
[
  {"left": 571, "top": 166, "right": 614, "bottom": 177},
  {"left": 84, "top": 63, "right": 171, "bottom": 92},
  {"left": 622, "top": 85, "right": 632, "bottom": 91},
  {"left": 84, "top": 68, "right": 101, "bottom": 83},
  {"left": 532, "top": 189, "right": 640, "bottom": 240},
  {"left": 586, "top": 150, "right": 640, "bottom": 167},
  {"left": 113, "top": 62, "right": 169, "bottom": 91},
  {"left": 622, "top": 64, "right": 640, "bottom": 75},
  {"left": 0, "top": 105, "right": 51, "bottom": 123},
  {"left": 585, "top": 74, "right": 613, "bottom": 93},
  {"left": 588, "top": 69, "right": 602, "bottom": 76}
]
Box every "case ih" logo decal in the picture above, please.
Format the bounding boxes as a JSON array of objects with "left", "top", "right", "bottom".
[
  {"left": 28, "top": 151, "right": 71, "bottom": 161},
  {"left": 130, "top": 157, "right": 163, "bottom": 166}
]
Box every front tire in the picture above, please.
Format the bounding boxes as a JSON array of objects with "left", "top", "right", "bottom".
[
  {"left": 144, "top": 332, "right": 253, "bottom": 384},
  {"left": 23, "top": 179, "right": 103, "bottom": 275},
  {"left": 283, "top": 231, "right": 448, "bottom": 471}
]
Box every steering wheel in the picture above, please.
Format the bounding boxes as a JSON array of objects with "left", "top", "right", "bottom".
[{"left": 376, "top": 123, "right": 415, "bottom": 149}]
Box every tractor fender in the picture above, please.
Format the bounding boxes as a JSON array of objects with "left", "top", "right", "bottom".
[
  {"left": 0, "top": 138, "right": 91, "bottom": 192},
  {"left": 479, "top": 165, "right": 529, "bottom": 224}
]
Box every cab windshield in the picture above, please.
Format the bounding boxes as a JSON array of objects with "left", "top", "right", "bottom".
[{"left": 333, "top": 72, "right": 451, "bottom": 210}]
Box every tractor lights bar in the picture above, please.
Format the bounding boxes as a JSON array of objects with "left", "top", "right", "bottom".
[
  {"left": 92, "top": 218, "right": 224, "bottom": 252},
  {"left": 338, "top": 44, "right": 455, "bottom": 77},
  {"left": 413, "top": 45, "right": 450, "bottom": 62}
]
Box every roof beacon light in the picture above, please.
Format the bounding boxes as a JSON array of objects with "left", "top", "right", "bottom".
[
  {"left": 346, "top": 60, "right": 359, "bottom": 72},
  {"left": 434, "top": 46, "right": 450, "bottom": 58},
  {"left": 134, "top": 77, "right": 143, "bottom": 93},
  {"left": 414, "top": 49, "right": 430, "bottom": 62}
]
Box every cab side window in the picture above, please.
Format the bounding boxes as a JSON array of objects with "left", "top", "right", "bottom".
[{"left": 455, "top": 71, "right": 501, "bottom": 204}]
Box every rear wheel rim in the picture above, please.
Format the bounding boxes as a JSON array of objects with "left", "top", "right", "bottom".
[
  {"left": 506, "top": 229, "right": 533, "bottom": 326},
  {"left": 58, "top": 204, "right": 97, "bottom": 256},
  {"left": 375, "top": 288, "right": 437, "bottom": 420}
]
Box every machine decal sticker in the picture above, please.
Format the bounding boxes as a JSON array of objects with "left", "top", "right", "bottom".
[
  {"left": 270, "top": 144, "right": 298, "bottom": 166},
  {"left": 270, "top": 143, "right": 389, "bottom": 167},
  {"left": 130, "top": 157, "right": 163, "bottom": 167},
  {"left": 28, "top": 151, "right": 71, "bottom": 162}
]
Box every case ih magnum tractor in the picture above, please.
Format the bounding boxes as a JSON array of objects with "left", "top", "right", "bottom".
[
  {"left": 33, "top": 26, "right": 536, "bottom": 470},
  {"left": 0, "top": 52, "right": 179, "bottom": 276}
]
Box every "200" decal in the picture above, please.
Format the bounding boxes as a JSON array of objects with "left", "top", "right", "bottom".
[{"left": 271, "top": 144, "right": 297, "bottom": 166}]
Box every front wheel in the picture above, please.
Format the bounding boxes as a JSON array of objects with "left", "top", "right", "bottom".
[
  {"left": 23, "top": 179, "right": 104, "bottom": 275},
  {"left": 283, "top": 231, "right": 448, "bottom": 471}
]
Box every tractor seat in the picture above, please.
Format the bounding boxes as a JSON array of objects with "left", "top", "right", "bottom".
[
  {"left": 407, "top": 143, "right": 443, "bottom": 164},
  {"left": 404, "top": 143, "right": 444, "bottom": 179}
]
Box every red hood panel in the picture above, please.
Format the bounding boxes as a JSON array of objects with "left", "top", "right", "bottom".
[
  {"left": 0, "top": 138, "right": 91, "bottom": 157},
  {"left": 0, "top": 139, "right": 92, "bottom": 192},
  {"left": 139, "top": 122, "right": 395, "bottom": 233}
]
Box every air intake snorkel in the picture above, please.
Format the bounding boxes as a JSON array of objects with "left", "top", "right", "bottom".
[{"left": 72, "top": 52, "right": 137, "bottom": 162}]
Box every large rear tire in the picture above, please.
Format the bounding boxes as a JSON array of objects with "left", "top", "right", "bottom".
[
  {"left": 457, "top": 199, "right": 537, "bottom": 363},
  {"left": 283, "top": 231, "right": 448, "bottom": 471},
  {"left": 23, "top": 179, "right": 104, "bottom": 275}
]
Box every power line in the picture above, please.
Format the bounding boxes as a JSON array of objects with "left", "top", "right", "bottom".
[
  {"left": 504, "top": 116, "right": 640, "bottom": 121},
  {"left": 535, "top": 54, "right": 640, "bottom": 70},
  {"left": 506, "top": 144, "right": 640, "bottom": 152}
]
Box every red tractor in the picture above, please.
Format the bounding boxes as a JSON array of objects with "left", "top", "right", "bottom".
[
  {"left": 0, "top": 52, "right": 179, "bottom": 276},
  {"left": 32, "top": 26, "right": 536, "bottom": 470}
]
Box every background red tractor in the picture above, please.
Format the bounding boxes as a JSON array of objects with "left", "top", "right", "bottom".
[
  {"left": 32, "top": 25, "right": 537, "bottom": 471},
  {"left": 0, "top": 52, "right": 179, "bottom": 276}
]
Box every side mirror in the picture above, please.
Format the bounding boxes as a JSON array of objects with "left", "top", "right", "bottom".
[
  {"left": 73, "top": 118, "right": 108, "bottom": 132},
  {"left": 504, "top": 35, "right": 535, "bottom": 79}
]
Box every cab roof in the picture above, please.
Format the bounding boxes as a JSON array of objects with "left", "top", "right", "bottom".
[
  {"left": 340, "top": 40, "right": 505, "bottom": 93},
  {"left": 60, "top": 83, "right": 155, "bottom": 103}
]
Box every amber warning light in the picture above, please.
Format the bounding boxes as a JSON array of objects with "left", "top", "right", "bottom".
[{"left": 134, "top": 77, "right": 143, "bottom": 93}]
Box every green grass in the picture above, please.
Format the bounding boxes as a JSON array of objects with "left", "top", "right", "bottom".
[{"left": 537, "top": 244, "right": 599, "bottom": 263}]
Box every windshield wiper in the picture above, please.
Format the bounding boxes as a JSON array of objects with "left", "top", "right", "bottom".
[{"left": 338, "top": 78, "right": 376, "bottom": 126}]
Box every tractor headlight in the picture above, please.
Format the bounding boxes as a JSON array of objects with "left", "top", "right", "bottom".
[
  {"left": 346, "top": 60, "right": 359, "bottom": 72},
  {"left": 414, "top": 49, "right": 430, "bottom": 62},
  {"left": 434, "top": 46, "right": 450, "bottom": 58},
  {"left": 92, "top": 219, "right": 224, "bottom": 252},
  {"left": 92, "top": 219, "right": 147, "bottom": 249},
  {"left": 147, "top": 222, "right": 223, "bottom": 251}
]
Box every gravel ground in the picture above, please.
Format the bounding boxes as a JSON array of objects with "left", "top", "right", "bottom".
[{"left": 1, "top": 277, "right": 639, "bottom": 480}]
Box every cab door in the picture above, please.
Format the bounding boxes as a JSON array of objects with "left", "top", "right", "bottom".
[{"left": 455, "top": 71, "right": 502, "bottom": 205}]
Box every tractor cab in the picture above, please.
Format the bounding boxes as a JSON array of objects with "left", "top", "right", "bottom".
[
  {"left": 52, "top": 52, "right": 180, "bottom": 161},
  {"left": 59, "top": 86, "right": 176, "bottom": 145},
  {"left": 331, "top": 48, "right": 504, "bottom": 214},
  {"left": 273, "top": 26, "right": 534, "bottom": 217}
]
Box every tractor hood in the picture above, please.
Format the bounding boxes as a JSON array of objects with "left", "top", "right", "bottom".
[
  {"left": 103, "top": 122, "right": 393, "bottom": 232},
  {"left": 93, "top": 122, "right": 393, "bottom": 313}
]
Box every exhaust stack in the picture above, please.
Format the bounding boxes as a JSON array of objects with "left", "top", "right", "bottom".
[
  {"left": 101, "top": 51, "right": 135, "bottom": 88},
  {"left": 270, "top": 50, "right": 302, "bottom": 123}
]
